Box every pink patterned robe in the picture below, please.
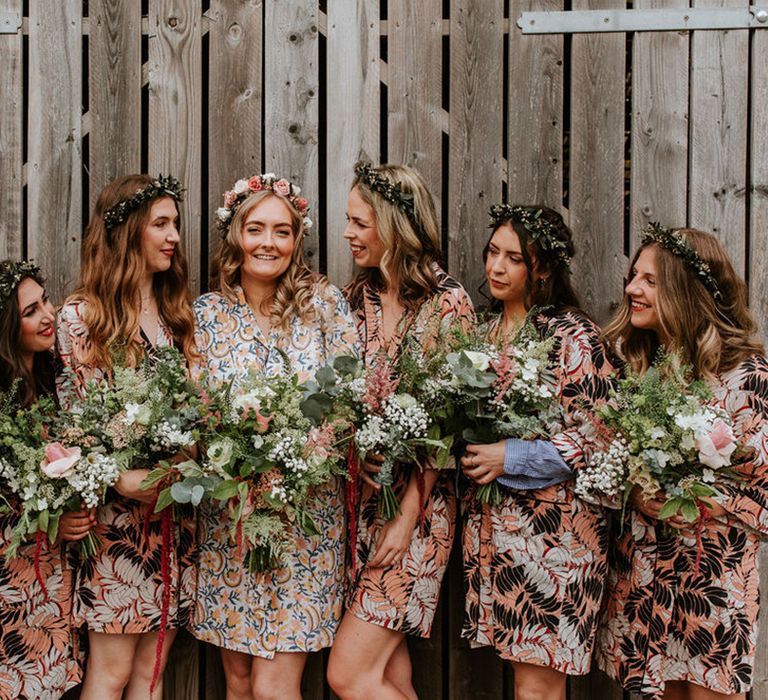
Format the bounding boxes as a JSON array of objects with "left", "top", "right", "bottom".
[
  {"left": 462, "top": 311, "right": 614, "bottom": 674},
  {"left": 597, "top": 355, "right": 768, "bottom": 698},
  {"left": 55, "top": 300, "right": 196, "bottom": 634},
  {"left": 344, "top": 267, "right": 476, "bottom": 637}
]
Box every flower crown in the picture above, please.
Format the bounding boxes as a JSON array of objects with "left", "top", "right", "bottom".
[
  {"left": 488, "top": 204, "right": 572, "bottom": 268},
  {"left": 641, "top": 222, "right": 722, "bottom": 301},
  {"left": 354, "top": 161, "right": 417, "bottom": 223},
  {"left": 103, "top": 175, "right": 185, "bottom": 231},
  {"left": 0, "top": 260, "right": 43, "bottom": 312},
  {"left": 215, "top": 173, "right": 312, "bottom": 236}
]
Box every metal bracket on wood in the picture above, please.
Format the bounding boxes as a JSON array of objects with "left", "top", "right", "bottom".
[
  {"left": 517, "top": 6, "right": 768, "bottom": 34},
  {"left": 0, "top": 11, "right": 20, "bottom": 34}
]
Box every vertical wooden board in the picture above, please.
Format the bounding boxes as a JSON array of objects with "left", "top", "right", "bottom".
[
  {"left": 0, "top": 0, "right": 22, "bottom": 259},
  {"left": 300, "top": 649, "right": 325, "bottom": 700},
  {"left": 507, "top": 0, "right": 564, "bottom": 208},
  {"left": 445, "top": 523, "right": 505, "bottom": 699},
  {"left": 27, "top": 0, "right": 82, "bottom": 302},
  {"left": 88, "top": 0, "right": 141, "bottom": 209},
  {"left": 688, "top": 0, "right": 748, "bottom": 272},
  {"left": 206, "top": 0, "right": 263, "bottom": 269},
  {"left": 749, "top": 8, "right": 768, "bottom": 342},
  {"left": 148, "top": 0, "right": 203, "bottom": 293},
  {"left": 409, "top": 598, "right": 446, "bottom": 698},
  {"left": 569, "top": 669, "right": 623, "bottom": 700},
  {"left": 264, "top": 0, "right": 320, "bottom": 267},
  {"left": 629, "top": 0, "right": 689, "bottom": 247},
  {"left": 750, "top": 26, "right": 768, "bottom": 697},
  {"left": 162, "top": 629, "right": 199, "bottom": 699},
  {"left": 203, "top": 641, "right": 227, "bottom": 699},
  {"left": 568, "top": 0, "right": 626, "bottom": 324},
  {"left": 388, "top": 0, "right": 443, "bottom": 221},
  {"left": 448, "top": 0, "right": 504, "bottom": 306},
  {"left": 326, "top": 0, "right": 379, "bottom": 287}
]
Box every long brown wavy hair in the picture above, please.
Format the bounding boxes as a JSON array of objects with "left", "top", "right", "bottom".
[
  {"left": 604, "top": 228, "right": 764, "bottom": 379},
  {"left": 345, "top": 164, "right": 441, "bottom": 311},
  {"left": 481, "top": 205, "right": 582, "bottom": 316},
  {"left": 0, "top": 265, "right": 56, "bottom": 407},
  {"left": 68, "top": 174, "right": 197, "bottom": 369},
  {"left": 209, "top": 190, "right": 322, "bottom": 329}
]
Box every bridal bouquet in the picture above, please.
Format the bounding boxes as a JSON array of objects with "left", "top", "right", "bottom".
[
  {"left": 440, "top": 318, "right": 561, "bottom": 504},
  {"left": 200, "top": 367, "right": 351, "bottom": 572},
  {"left": 575, "top": 352, "right": 738, "bottom": 523}
]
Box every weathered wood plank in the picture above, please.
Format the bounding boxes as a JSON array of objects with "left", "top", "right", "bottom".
[
  {"left": 162, "top": 629, "right": 199, "bottom": 700},
  {"left": 27, "top": 0, "right": 82, "bottom": 301},
  {"left": 569, "top": 668, "right": 624, "bottom": 700},
  {"left": 206, "top": 0, "right": 262, "bottom": 271},
  {"left": 388, "top": 0, "right": 444, "bottom": 222},
  {"left": 568, "top": 0, "right": 627, "bottom": 324},
  {"left": 88, "top": 0, "right": 141, "bottom": 210},
  {"left": 750, "top": 0, "right": 768, "bottom": 344},
  {"left": 264, "top": 0, "right": 320, "bottom": 268},
  {"left": 508, "top": 0, "right": 565, "bottom": 208},
  {"left": 688, "top": 0, "right": 748, "bottom": 272},
  {"left": 326, "top": 0, "right": 379, "bottom": 287},
  {"left": 629, "top": 0, "right": 689, "bottom": 246},
  {"left": 148, "top": 0, "right": 203, "bottom": 294},
  {"left": 447, "top": 0, "right": 504, "bottom": 307},
  {"left": 203, "top": 642, "right": 227, "bottom": 700},
  {"left": 0, "top": 0, "right": 22, "bottom": 260}
]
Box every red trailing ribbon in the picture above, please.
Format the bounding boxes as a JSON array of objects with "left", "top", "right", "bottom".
[
  {"left": 34, "top": 530, "right": 49, "bottom": 600},
  {"left": 416, "top": 468, "right": 426, "bottom": 535},
  {"left": 149, "top": 509, "right": 173, "bottom": 697},
  {"left": 236, "top": 516, "right": 243, "bottom": 560},
  {"left": 345, "top": 440, "right": 359, "bottom": 577},
  {"left": 693, "top": 501, "right": 711, "bottom": 576}
]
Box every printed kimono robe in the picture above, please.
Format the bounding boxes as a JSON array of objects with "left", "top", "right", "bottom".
[
  {"left": 344, "top": 267, "right": 475, "bottom": 637},
  {"left": 0, "top": 513, "right": 81, "bottom": 700},
  {"left": 191, "top": 282, "right": 360, "bottom": 656},
  {"left": 597, "top": 355, "right": 768, "bottom": 698},
  {"left": 56, "top": 300, "right": 196, "bottom": 633},
  {"left": 462, "top": 312, "right": 614, "bottom": 674}
]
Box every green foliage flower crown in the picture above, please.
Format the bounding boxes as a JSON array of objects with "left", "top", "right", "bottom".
[
  {"left": 0, "top": 260, "right": 43, "bottom": 312},
  {"left": 354, "top": 161, "right": 417, "bottom": 223},
  {"left": 641, "top": 222, "right": 722, "bottom": 301},
  {"left": 103, "top": 175, "right": 185, "bottom": 231},
  {"left": 488, "top": 204, "right": 572, "bottom": 268}
]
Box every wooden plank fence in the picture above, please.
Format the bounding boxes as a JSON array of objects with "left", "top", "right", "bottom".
[{"left": 1, "top": 1, "right": 768, "bottom": 698}]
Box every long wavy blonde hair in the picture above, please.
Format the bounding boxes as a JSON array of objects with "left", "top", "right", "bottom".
[
  {"left": 69, "top": 174, "right": 197, "bottom": 369},
  {"left": 604, "top": 228, "right": 764, "bottom": 379},
  {"left": 209, "top": 190, "right": 321, "bottom": 329},
  {"left": 345, "top": 164, "right": 441, "bottom": 311}
]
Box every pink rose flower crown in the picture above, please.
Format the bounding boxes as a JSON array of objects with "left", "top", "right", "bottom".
[{"left": 215, "top": 173, "right": 312, "bottom": 236}]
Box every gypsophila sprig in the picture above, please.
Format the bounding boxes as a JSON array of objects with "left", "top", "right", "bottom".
[{"left": 575, "top": 350, "right": 739, "bottom": 523}]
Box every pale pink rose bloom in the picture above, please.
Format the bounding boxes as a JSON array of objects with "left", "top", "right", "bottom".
[
  {"left": 248, "top": 176, "right": 262, "bottom": 192},
  {"left": 697, "top": 418, "right": 737, "bottom": 469},
  {"left": 255, "top": 413, "right": 272, "bottom": 433},
  {"left": 40, "top": 442, "right": 81, "bottom": 479},
  {"left": 273, "top": 179, "right": 291, "bottom": 196},
  {"left": 224, "top": 190, "right": 238, "bottom": 208}
]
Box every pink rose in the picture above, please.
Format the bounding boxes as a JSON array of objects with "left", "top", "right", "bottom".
[
  {"left": 697, "top": 418, "right": 737, "bottom": 469},
  {"left": 248, "top": 176, "right": 262, "bottom": 192},
  {"left": 255, "top": 412, "right": 272, "bottom": 433},
  {"left": 273, "top": 178, "right": 291, "bottom": 196},
  {"left": 295, "top": 197, "right": 309, "bottom": 213},
  {"left": 40, "top": 442, "right": 81, "bottom": 479},
  {"left": 224, "top": 190, "right": 238, "bottom": 208}
]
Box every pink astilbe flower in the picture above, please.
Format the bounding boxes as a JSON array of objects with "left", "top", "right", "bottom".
[{"left": 362, "top": 360, "right": 400, "bottom": 413}]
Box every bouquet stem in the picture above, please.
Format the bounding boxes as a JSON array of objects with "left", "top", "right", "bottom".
[
  {"left": 377, "top": 484, "right": 401, "bottom": 520},
  {"left": 246, "top": 544, "right": 280, "bottom": 573},
  {"left": 34, "top": 530, "right": 49, "bottom": 600},
  {"left": 475, "top": 481, "right": 502, "bottom": 506},
  {"left": 78, "top": 530, "right": 103, "bottom": 559}
]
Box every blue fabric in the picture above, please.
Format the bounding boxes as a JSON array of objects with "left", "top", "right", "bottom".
[{"left": 497, "top": 438, "right": 572, "bottom": 490}]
